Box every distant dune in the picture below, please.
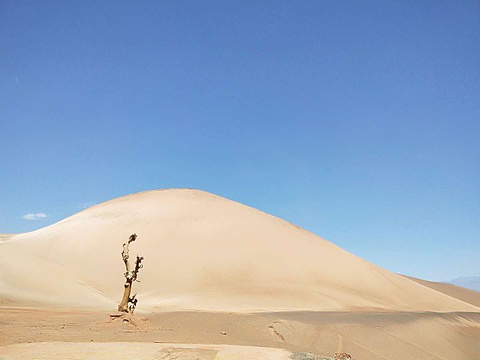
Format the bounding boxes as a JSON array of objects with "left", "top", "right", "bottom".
[
  {"left": 404, "top": 275, "right": 480, "bottom": 308},
  {"left": 449, "top": 276, "right": 480, "bottom": 292},
  {"left": 1, "top": 189, "right": 478, "bottom": 312}
]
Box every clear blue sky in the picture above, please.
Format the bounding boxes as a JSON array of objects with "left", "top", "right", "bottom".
[{"left": 1, "top": 1, "right": 479, "bottom": 282}]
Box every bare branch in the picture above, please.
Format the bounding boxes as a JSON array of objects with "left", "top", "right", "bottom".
[
  {"left": 132, "top": 255, "right": 144, "bottom": 282},
  {"left": 118, "top": 233, "right": 143, "bottom": 313},
  {"left": 121, "top": 233, "right": 137, "bottom": 273}
]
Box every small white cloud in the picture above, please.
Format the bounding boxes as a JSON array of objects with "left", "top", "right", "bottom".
[
  {"left": 22, "top": 213, "right": 47, "bottom": 221},
  {"left": 78, "top": 201, "right": 96, "bottom": 209}
]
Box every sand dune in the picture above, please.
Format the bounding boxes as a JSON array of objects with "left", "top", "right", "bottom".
[
  {"left": 1, "top": 189, "right": 478, "bottom": 313},
  {"left": 404, "top": 275, "right": 480, "bottom": 308}
]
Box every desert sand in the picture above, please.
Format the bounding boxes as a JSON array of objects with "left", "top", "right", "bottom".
[
  {"left": 1, "top": 189, "right": 479, "bottom": 359},
  {"left": 404, "top": 275, "right": 480, "bottom": 308}
]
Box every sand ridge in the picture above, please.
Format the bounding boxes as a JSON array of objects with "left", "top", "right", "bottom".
[{"left": 404, "top": 275, "right": 480, "bottom": 308}]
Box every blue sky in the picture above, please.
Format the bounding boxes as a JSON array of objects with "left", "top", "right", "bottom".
[{"left": 1, "top": 1, "right": 479, "bottom": 282}]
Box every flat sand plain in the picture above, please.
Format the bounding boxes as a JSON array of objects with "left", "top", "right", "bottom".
[{"left": 1, "top": 308, "right": 479, "bottom": 359}]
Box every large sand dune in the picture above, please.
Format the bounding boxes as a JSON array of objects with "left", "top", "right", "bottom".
[{"left": 0, "top": 189, "right": 478, "bottom": 312}]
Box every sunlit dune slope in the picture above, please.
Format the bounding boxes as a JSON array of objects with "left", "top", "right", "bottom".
[{"left": 1, "top": 189, "right": 478, "bottom": 312}]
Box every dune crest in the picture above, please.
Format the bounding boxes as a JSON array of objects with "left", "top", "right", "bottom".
[{"left": 0, "top": 189, "right": 478, "bottom": 312}]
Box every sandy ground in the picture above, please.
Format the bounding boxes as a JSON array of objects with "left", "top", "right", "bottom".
[
  {"left": 1, "top": 308, "right": 479, "bottom": 359},
  {"left": 0, "top": 342, "right": 291, "bottom": 360}
]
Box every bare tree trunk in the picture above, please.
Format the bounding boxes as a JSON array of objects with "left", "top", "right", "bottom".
[{"left": 118, "top": 234, "right": 143, "bottom": 313}]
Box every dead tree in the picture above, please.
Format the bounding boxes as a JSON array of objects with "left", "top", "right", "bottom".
[{"left": 118, "top": 233, "right": 144, "bottom": 313}]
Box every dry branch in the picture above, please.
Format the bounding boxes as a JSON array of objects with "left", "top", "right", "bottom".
[{"left": 118, "top": 233, "right": 144, "bottom": 313}]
